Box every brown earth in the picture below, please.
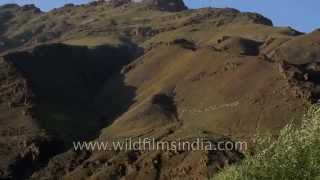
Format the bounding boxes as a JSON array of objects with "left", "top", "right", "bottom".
[{"left": 0, "top": 1, "right": 320, "bottom": 179}]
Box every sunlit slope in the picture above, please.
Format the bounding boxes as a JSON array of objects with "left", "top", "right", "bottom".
[{"left": 101, "top": 44, "right": 308, "bottom": 139}]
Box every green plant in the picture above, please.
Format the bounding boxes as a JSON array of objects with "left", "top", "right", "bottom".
[{"left": 215, "top": 105, "right": 320, "bottom": 180}]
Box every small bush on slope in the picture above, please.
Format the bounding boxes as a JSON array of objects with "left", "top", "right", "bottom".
[{"left": 215, "top": 105, "right": 320, "bottom": 180}]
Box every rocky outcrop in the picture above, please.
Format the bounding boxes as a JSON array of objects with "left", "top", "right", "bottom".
[
  {"left": 21, "top": 4, "right": 41, "bottom": 13},
  {"left": 106, "top": 0, "right": 132, "bottom": 7},
  {"left": 214, "top": 36, "right": 262, "bottom": 56},
  {"left": 142, "top": 0, "right": 188, "bottom": 12}
]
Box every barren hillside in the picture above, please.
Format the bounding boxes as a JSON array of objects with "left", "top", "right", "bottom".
[{"left": 0, "top": 0, "right": 320, "bottom": 179}]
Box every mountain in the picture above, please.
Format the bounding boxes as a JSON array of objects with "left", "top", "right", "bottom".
[{"left": 0, "top": 1, "right": 319, "bottom": 179}]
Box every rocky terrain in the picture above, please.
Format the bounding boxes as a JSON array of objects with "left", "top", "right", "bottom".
[{"left": 0, "top": 0, "right": 320, "bottom": 179}]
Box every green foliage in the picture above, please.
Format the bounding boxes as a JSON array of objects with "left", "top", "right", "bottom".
[{"left": 215, "top": 106, "right": 320, "bottom": 180}]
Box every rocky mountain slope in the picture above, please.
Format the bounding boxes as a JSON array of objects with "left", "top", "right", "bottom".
[{"left": 0, "top": 0, "right": 320, "bottom": 179}]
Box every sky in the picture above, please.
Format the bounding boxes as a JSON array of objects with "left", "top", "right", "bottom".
[{"left": 0, "top": 0, "right": 319, "bottom": 33}]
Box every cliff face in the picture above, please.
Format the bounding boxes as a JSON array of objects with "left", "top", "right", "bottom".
[{"left": 0, "top": 1, "right": 319, "bottom": 179}]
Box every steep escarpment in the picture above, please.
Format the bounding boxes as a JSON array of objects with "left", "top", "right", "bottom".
[
  {"left": 4, "top": 43, "right": 141, "bottom": 142},
  {"left": 0, "top": 56, "right": 66, "bottom": 179},
  {"left": 0, "top": 1, "right": 320, "bottom": 179},
  {"left": 0, "top": 43, "right": 141, "bottom": 179}
]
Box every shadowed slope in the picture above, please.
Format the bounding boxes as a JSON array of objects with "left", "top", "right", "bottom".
[{"left": 0, "top": 43, "right": 141, "bottom": 179}]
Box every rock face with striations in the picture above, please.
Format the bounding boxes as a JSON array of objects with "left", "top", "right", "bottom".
[{"left": 142, "top": 0, "right": 188, "bottom": 11}]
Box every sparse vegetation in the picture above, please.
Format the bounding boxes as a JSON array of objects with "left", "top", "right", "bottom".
[{"left": 215, "top": 105, "right": 320, "bottom": 180}]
